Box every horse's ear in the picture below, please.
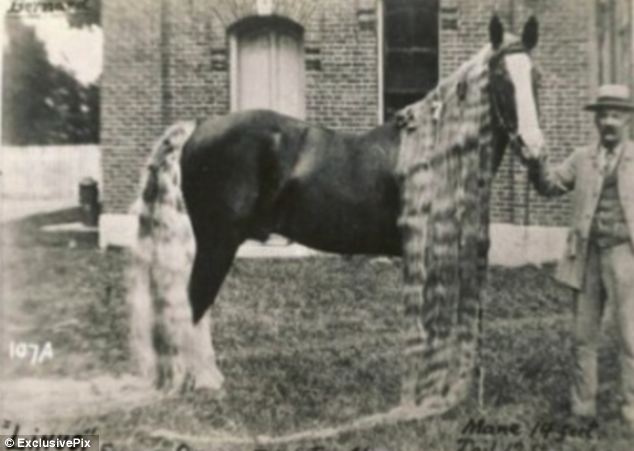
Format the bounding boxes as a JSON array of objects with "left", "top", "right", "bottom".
[
  {"left": 522, "top": 16, "right": 539, "bottom": 51},
  {"left": 489, "top": 15, "right": 504, "bottom": 50}
]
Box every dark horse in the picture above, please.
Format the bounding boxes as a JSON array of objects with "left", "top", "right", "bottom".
[{"left": 175, "top": 16, "right": 544, "bottom": 323}]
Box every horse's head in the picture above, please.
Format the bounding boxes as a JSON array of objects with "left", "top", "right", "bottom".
[{"left": 488, "top": 15, "right": 544, "bottom": 163}]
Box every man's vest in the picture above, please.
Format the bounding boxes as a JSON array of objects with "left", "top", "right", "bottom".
[{"left": 590, "top": 160, "right": 630, "bottom": 248}]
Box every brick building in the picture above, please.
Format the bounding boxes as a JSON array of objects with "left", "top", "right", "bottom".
[{"left": 100, "top": 0, "right": 633, "bottom": 262}]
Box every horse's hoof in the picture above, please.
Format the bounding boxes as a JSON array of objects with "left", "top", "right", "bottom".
[{"left": 193, "top": 369, "right": 225, "bottom": 392}]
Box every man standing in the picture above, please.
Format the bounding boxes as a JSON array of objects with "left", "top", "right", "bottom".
[{"left": 527, "top": 84, "right": 634, "bottom": 428}]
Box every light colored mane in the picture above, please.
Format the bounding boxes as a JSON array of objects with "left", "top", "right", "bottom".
[{"left": 396, "top": 37, "right": 521, "bottom": 413}]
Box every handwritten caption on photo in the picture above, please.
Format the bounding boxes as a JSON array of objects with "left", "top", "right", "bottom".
[{"left": 456, "top": 417, "right": 598, "bottom": 451}]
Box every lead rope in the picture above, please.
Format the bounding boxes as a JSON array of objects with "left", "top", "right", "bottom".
[
  {"left": 477, "top": 71, "right": 492, "bottom": 413},
  {"left": 523, "top": 161, "right": 531, "bottom": 249},
  {"left": 478, "top": 298, "right": 485, "bottom": 409},
  {"left": 476, "top": 71, "right": 523, "bottom": 412}
]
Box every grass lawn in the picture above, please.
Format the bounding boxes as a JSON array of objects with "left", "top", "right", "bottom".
[{"left": 1, "top": 209, "right": 632, "bottom": 450}]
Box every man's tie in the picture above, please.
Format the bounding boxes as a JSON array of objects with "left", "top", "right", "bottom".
[{"left": 604, "top": 148, "right": 615, "bottom": 175}]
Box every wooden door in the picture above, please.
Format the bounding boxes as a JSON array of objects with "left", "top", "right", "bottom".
[{"left": 236, "top": 26, "right": 305, "bottom": 118}]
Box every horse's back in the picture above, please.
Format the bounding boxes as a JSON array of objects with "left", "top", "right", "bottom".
[
  {"left": 185, "top": 109, "right": 305, "bottom": 156},
  {"left": 277, "top": 123, "right": 402, "bottom": 254}
]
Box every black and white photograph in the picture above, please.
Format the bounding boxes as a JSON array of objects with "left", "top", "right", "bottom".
[{"left": 1, "top": 0, "right": 633, "bottom": 450}]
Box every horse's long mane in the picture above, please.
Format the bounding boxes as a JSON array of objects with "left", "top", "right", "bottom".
[
  {"left": 396, "top": 42, "right": 493, "bottom": 174},
  {"left": 396, "top": 37, "right": 520, "bottom": 413}
]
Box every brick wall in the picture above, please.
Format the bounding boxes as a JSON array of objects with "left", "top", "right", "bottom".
[
  {"left": 439, "top": 0, "right": 595, "bottom": 226},
  {"left": 102, "top": 0, "right": 379, "bottom": 214},
  {"left": 103, "top": 0, "right": 595, "bottom": 228},
  {"left": 101, "top": 0, "right": 163, "bottom": 213}
]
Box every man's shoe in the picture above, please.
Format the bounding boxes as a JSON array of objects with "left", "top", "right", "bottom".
[
  {"left": 622, "top": 406, "right": 634, "bottom": 436},
  {"left": 571, "top": 402, "right": 597, "bottom": 419}
]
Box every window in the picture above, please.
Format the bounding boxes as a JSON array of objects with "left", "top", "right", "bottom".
[
  {"left": 230, "top": 17, "right": 305, "bottom": 119},
  {"left": 383, "top": 0, "right": 439, "bottom": 120},
  {"left": 596, "top": 0, "right": 632, "bottom": 85}
]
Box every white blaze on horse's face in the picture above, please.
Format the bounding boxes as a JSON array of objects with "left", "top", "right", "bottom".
[{"left": 504, "top": 52, "right": 544, "bottom": 159}]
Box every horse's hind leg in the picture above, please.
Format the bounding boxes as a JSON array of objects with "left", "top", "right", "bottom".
[
  {"left": 189, "top": 222, "right": 242, "bottom": 323},
  {"left": 185, "top": 176, "right": 260, "bottom": 323},
  {"left": 183, "top": 128, "right": 284, "bottom": 322}
]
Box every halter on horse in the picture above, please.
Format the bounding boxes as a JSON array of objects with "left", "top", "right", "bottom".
[{"left": 135, "top": 16, "right": 544, "bottom": 332}]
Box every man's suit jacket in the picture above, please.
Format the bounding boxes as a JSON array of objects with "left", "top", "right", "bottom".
[{"left": 528, "top": 140, "right": 634, "bottom": 289}]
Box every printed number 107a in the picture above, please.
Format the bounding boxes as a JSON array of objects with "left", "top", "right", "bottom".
[{"left": 9, "top": 341, "right": 54, "bottom": 364}]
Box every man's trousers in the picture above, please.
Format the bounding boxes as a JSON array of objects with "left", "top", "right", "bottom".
[{"left": 571, "top": 241, "right": 634, "bottom": 424}]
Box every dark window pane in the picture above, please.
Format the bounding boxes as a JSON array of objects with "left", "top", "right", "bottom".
[
  {"left": 384, "top": 0, "right": 438, "bottom": 119},
  {"left": 384, "top": 93, "right": 425, "bottom": 121},
  {"left": 411, "top": 8, "right": 438, "bottom": 48},
  {"left": 385, "top": 6, "right": 438, "bottom": 48},
  {"left": 385, "top": 51, "right": 438, "bottom": 93}
]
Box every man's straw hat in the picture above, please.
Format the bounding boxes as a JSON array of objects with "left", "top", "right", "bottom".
[{"left": 585, "top": 84, "right": 634, "bottom": 111}]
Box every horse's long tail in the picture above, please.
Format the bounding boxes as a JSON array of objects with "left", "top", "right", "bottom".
[
  {"left": 127, "top": 121, "right": 224, "bottom": 392},
  {"left": 130, "top": 121, "right": 197, "bottom": 282},
  {"left": 133, "top": 121, "right": 196, "bottom": 233}
]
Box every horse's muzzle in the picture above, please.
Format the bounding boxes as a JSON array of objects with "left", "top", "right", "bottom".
[{"left": 515, "top": 133, "right": 544, "bottom": 162}]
